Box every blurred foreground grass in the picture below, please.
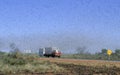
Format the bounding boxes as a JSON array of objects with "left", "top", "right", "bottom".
[{"left": 0, "top": 53, "right": 65, "bottom": 75}]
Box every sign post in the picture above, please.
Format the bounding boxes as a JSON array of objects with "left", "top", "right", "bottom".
[{"left": 107, "top": 49, "right": 112, "bottom": 60}]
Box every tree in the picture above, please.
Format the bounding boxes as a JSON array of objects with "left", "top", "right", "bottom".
[
  {"left": 0, "top": 40, "right": 4, "bottom": 49},
  {"left": 115, "top": 49, "right": 120, "bottom": 57},
  {"left": 10, "top": 43, "right": 20, "bottom": 53},
  {"left": 76, "top": 46, "right": 87, "bottom": 54},
  {"left": 96, "top": 49, "right": 108, "bottom": 60},
  {"left": 9, "top": 43, "right": 21, "bottom": 58},
  {"left": 101, "top": 49, "right": 107, "bottom": 55}
]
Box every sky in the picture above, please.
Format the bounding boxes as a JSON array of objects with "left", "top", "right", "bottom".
[{"left": 0, "top": 0, "right": 120, "bottom": 53}]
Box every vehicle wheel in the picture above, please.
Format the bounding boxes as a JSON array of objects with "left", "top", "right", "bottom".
[
  {"left": 47, "top": 55, "right": 49, "bottom": 58},
  {"left": 52, "top": 55, "right": 55, "bottom": 58}
]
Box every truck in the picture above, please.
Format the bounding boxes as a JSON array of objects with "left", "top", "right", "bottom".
[{"left": 39, "top": 47, "right": 61, "bottom": 58}]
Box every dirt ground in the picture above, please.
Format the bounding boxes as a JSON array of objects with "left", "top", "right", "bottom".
[
  {"left": 38, "top": 58, "right": 120, "bottom": 75},
  {"left": 38, "top": 58, "right": 120, "bottom": 67}
]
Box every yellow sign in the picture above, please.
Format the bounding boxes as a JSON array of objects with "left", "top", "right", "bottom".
[{"left": 107, "top": 49, "right": 112, "bottom": 55}]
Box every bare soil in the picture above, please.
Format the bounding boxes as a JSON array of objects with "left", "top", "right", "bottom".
[{"left": 38, "top": 58, "right": 120, "bottom": 75}]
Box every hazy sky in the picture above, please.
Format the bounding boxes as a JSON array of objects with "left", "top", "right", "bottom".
[{"left": 0, "top": 0, "right": 120, "bottom": 53}]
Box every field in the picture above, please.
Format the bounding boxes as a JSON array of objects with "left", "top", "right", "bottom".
[
  {"left": 0, "top": 52, "right": 120, "bottom": 75},
  {"left": 38, "top": 58, "right": 120, "bottom": 75}
]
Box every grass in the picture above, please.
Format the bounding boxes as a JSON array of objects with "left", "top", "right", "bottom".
[
  {"left": 0, "top": 52, "right": 120, "bottom": 75},
  {"left": 55, "top": 60, "right": 120, "bottom": 75},
  {"left": 61, "top": 53, "right": 120, "bottom": 61},
  {"left": 38, "top": 58, "right": 120, "bottom": 75},
  {"left": 0, "top": 52, "right": 65, "bottom": 75}
]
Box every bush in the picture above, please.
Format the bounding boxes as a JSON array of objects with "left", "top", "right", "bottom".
[{"left": 0, "top": 52, "right": 65, "bottom": 75}]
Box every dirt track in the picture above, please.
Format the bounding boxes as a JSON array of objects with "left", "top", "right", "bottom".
[{"left": 38, "top": 58, "right": 120, "bottom": 67}]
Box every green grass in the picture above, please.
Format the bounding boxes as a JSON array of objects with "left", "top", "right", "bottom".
[{"left": 61, "top": 54, "right": 120, "bottom": 61}]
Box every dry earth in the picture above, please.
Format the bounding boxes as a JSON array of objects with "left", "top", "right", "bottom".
[{"left": 37, "top": 58, "right": 120, "bottom": 75}]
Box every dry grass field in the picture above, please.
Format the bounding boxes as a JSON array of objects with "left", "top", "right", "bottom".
[
  {"left": 38, "top": 58, "right": 120, "bottom": 75},
  {"left": 1, "top": 53, "right": 120, "bottom": 75},
  {"left": 39, "top": 58, "right": 120, "bottom": 67}
]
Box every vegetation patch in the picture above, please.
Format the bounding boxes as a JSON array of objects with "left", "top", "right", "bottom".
[
  {"left": 0, "top": 52, "right": 65, "bottom": 75},
  {"left": 55, "top": 63, "right": 120, "bottom": 75}
]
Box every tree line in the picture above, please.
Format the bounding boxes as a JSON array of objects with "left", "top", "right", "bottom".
[{"left": 75, "top": 47, "right": 120, "bottom": 60}]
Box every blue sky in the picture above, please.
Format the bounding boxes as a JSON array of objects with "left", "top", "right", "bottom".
[{"left": 0, "top": 0, "right": 120, "bottom": 53}]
